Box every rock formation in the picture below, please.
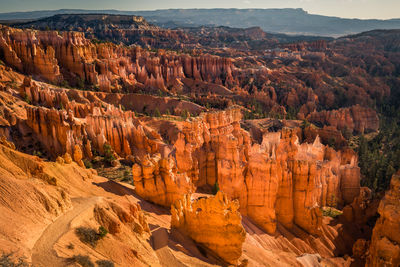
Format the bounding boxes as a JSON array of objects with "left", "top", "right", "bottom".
[
  {"left": 171, "top": 192, "right": 246, "bottom": 264},
  {"left": 307, "top": 105, "right": 379, "bottom": 134},
  {"left": 94, "top": 199, "right": 150, "bottom": 236},
  {"left": 132, "top": 154, "right": 194, "bottom": 207},
  {"left": 367, "top": 172, "right": 400, "bottom": 266},
  {"left": 25, "top": 104, "right": 161, "bottom": 159},
  {"left": 166, "top": 108, "right": 361, "bottom": 235},
  {"left": 0, "top": 21, "right": 399, "bottom": 267},
  {"left": 0, "top": 26, "right": 236, "bottom": 92},
  {"left": 17, "top": 75, "right": 363, "bottom": 239},
  {"left": 0, "top": 25, "right": 390, "bottom": 129}
]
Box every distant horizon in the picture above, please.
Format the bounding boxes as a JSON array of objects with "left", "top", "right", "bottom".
[
  {"left": 0, "top": 7, "right": 399, "bottom": 21},
  {"left": 0, "top": 0, "right": 399, "bottom": 20}
]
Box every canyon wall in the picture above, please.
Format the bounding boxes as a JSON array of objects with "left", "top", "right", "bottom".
[
  {"left": 0, "top": 26, "right": 236, "bottom": 93},
  {"left": 0, "top": 26, "right": 389, "bottom": 127},
  {"left": 132, "top": 154, "right": 194, "bottom": 207}
]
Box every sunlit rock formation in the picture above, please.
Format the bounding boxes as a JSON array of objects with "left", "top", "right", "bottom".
[
  {"left": 171, "top": 192, "right": 246, "bottom": 265},
  {"left": 132, "top": 154, "right": 194, "bottom": 207},
  {"left": 169, "top": 108, "right": 361, "bottom": 235}
]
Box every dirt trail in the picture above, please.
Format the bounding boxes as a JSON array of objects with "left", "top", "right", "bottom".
[{"left": 32, "top": 197, "right": 100, "bottom": 267}]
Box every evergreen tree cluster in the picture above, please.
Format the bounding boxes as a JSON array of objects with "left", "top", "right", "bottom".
[{"left": 358, "top": 81, "right": 400, "bottom": 192}]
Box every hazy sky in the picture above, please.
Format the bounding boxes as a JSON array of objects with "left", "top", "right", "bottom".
[{"left": 0, "top": 0, "right": 399, "bottom": 19}]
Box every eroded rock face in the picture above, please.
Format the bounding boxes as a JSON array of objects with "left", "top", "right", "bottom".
[
  {"left": 25, "top": 93, "right": 361, "bottom": 239},
  {"left": 0, "top": 27, "right": 62, "bottom": 83},
  {"left": 169, "top": 108, "right": 361, "bottom": 235},
  {"left": 94, "top": 198, "right": 150, "bottom": 236},
  {"left": 0, "top": 26, "right": 236, "bottom": 92},
  {"left": 132, "top": 154, "right": 194, "bottom": 207},
  {"left": 342, "top": 187, "right": 378, "bottom": 226},
  {"left": 307, "top": 105, "right": 379, "bottom": 134},
  {"left": 19, "top": 76, "right": 206, "bottom": 117},
  {"left": 25, "top": 104, "right": 161, "bottom": 160},
  {"left": 367, "top": 172, "right": 400, "bottom": 266},
  {"left": 171, "top": 192, "right": 246, "bottom": 264}
]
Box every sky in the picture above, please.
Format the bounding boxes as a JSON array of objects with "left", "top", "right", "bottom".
[{"left": 0, "top": 0, "right": 399, "bottom": 19}]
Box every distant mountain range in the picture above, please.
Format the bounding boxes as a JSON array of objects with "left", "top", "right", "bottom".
[
  {"left": 11, "top": 14, "right": 334, "bottom": 49},
  {"left": 1, "top": 8, "right": 400, "bottom": 37}
]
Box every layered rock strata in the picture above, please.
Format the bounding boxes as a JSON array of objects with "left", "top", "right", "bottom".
[
  {"left": 25, "top": 105, "right": 161, "bottom": 159},
  {"left": 0, "top": 26, "right": 236, "bottom": 92},
  {"left": 170, "top": 108, "right": 361, "bottom": 235}
]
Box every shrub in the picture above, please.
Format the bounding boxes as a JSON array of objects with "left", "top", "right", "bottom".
[
  {"left": 24, "top": 95, "right": 31, "bottom": 105},
  {"left": 327, "top": 137, "right": 337, "bottom": 149},
  {"left": 153, "top": 108, "right": 161, "bottom": 117},
  {"left": 59, "top": 80, "right": 71, "bottom": 89},
  {"left": 300, "top": 119, "right": 311, "bottom": 129},
  {"left": 68, "top": 255, "right": 94, "bottom": 267},
  {"left": 0, "top": 253, "right": 29, "bottom": 267},
  {"left": 142, "top": 104, "right": 149, "bottom": 115},
  {"left": 181, "top": 109, "right": 190, "bottom": 120},
  {"left": 103, "top": 143, "right": 115, "bottom": 164},
  {"left": 76, "top": 78, "right": 85, "bottom": 89},
  {"left": 75, "top": 227, "right": 100, "bottom": 247},
  {"left": 322, "top": 207, "right": 342, "bottom": 218},
  {"left": 212, "top": 181, "right": 220, "bottom": 195},
  {"left": 98, "top": 226, "right": 108, "bottom": 239},
  {"left": 96, "top": 260, "right": 115, "bottom": 267},
  {"left": 243, "top": 110, "right": 255, "bottom": 120},
  {"left": 341, "top": 126, "right": 353, "bottom": 140},
  {"left": 83, "top": 159, "right": 93, "bottom": 169},
  {"left": 122, "top": 169, "right": 131, "bottom": 182},
  {"left": 33, "top": 150, "right": 42, "bottom": 157},
  {"left": 75, "top": 226, "right": 108, "bottom": 247}
]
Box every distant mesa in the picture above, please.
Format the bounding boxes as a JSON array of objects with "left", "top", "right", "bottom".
[{"left": 1, "top": 8, "right": 400, "bottom": 37}]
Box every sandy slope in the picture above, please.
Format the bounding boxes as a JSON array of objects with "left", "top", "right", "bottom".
[{"left": 32, "top": 197, "right": 101, "bottom": 267}]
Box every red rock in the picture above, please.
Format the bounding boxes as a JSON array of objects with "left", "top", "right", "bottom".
[
  {"left": 307, "top": 105, "right": 379, "bottom": 134},
  {"left": 367, "top": 172, "right": 400, "bottom": 266},
  {"left": 132, "top": 154, "right": 194, "bottom": 207},
  {"left": 171, "top": 192, "right": 246, "bottom": 264}
]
